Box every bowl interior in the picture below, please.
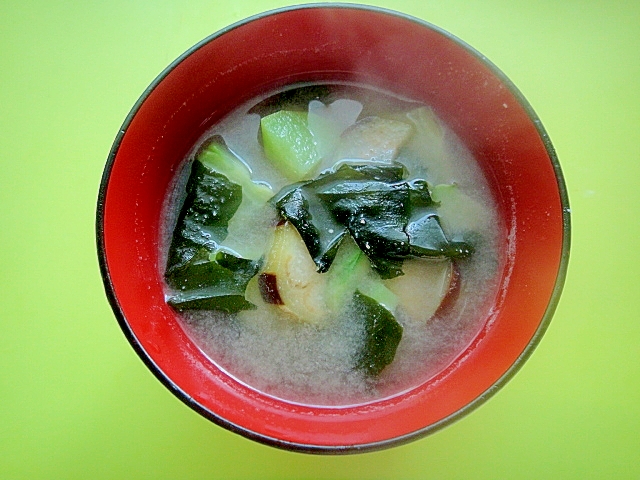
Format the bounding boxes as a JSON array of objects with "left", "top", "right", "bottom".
[{"left": 98, "top": 5, "right": 568, "bottom": 452}]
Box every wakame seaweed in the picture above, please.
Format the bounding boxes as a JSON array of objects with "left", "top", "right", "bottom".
[
  {"left": 164, "top": 157, "right": 261, "bottom": 313},
  {"left": 273, "top": 162, "right": 473, "bottom": 278},
  {"left": 165, "top": 159, "right": 242, "bottom": 282},
  {"left": 166, "top": 251, "right": 260, "bottom": 313},
  {"left": 353, "top": 290, "right": 403, "bottom": 377}
]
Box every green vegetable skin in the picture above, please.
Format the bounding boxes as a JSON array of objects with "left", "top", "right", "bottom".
[
  {"left": 258, "top": 222, "right": 328, "bottom": 325},
  {"left": 198, "top": 138, "right": 273, "bottom": 203},
  {"left": 326, "top": 239, "right": 398, "bottom": 314},
  {"left": 260, "top": 110, "right": 321, "bottom": 181}
]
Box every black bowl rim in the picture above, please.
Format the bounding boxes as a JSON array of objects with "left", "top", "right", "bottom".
[{"left": 96, "top": 2, "right": 571, "bottom": 455}]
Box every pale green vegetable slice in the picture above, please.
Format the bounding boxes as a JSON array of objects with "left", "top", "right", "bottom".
[
  {"left": 358, "top": 280, "right": 398, "bottom": 313},
  {"left": 198, "top": 139, "right": 273, "bottom": 203},
  {"left": 260, "top": 110, "right": 321, "bottom": 181},
  {"left": 325, "top": 238, "right": 398, "bottom": 314},
  {"left": 197, "top": 139, "right": 274, "bottom": 259},
  {"left": 431, "top": 183, "right": 492, "bottom": 236}
]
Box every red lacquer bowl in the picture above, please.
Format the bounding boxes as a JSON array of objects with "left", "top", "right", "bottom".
[{"left": 97, "top": 4, "right": 570, "bottom": 453}]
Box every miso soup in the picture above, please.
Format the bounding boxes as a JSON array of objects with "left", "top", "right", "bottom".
[{"left": 160, "top": 83, "right": 504, "bottom": 406}]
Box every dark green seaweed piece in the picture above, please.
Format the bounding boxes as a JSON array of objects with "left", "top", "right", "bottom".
[
  {"left": 273, "top": 162, "right": 472, "bottom": 278},
  {"left": 366, "top": 257, "right": 405, "bottom": 280},
  {"left": 407, "top": 179, "right": 433, "bottom": 208},
  {"left": 167, "top": 247, "right": 220, "bottom": 291},
  {"left": 166, "top": 251, "right": 261, "bottom": 313},
  {"left": 407, "top": 214, "right": 474, "bottom": 258},
  {"left": 353, "top": 291, "right": 403, "bottom": 377},
  {"left": 214, "top": 251, "right": 262, "bottom": 277},
  {"left": 319, "top": 181, "right": 410, "bottom": 258},
  {"left": 273, "top": 163, "right": 407, "bottom": 274},
  {"left": 335, "top": 162, "right": 407, "bottom": 183},
  {"left": 164, "top": 148, "right": 264, "bottom": 313},
  {"left": 165, "top": 159, "right": 243, "bottom": 284},
  {"left": 273, "top": 181, "right": 347, "bottom": 273},
  {"left": 167, "top": 287, "right": 256, "bottom": 313}
]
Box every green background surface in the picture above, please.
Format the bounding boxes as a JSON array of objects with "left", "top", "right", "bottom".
[{"left": 1, "top": 1, "right": 638, "bottom": 478}]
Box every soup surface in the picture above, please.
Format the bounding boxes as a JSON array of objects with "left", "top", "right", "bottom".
[{"left": 160, "top": 83, "right": 504, "bottom": 406}]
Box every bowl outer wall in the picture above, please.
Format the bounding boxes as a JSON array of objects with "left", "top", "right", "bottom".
[{"left": 97, "top": 4, "right": 569, "bottom": 451}]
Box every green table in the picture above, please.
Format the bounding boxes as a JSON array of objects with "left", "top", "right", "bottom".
[{"left": 1, "top": 1, "right": 638, "bottom": 478}]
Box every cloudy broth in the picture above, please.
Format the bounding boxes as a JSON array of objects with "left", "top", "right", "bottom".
[{"left": 160, "top": 83, "right": 504, "bottom": 406}]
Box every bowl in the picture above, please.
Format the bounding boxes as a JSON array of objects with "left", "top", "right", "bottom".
[{"left": 97, "top": 4, "right": 570, "bottom": 453}]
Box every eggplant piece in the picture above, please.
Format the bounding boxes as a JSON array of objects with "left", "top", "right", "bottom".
[
  {"left": 335, "top": 116, "right": 413, "bottom": 162},
  {"left": 385, "top": 258, "right": 455, "bottom": 324},
  {"left": 259, "top": 222, "right": 328, "bottom": 325},
  {"left": 257, "top": 273, "right": 283, "bottom": 305}
]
